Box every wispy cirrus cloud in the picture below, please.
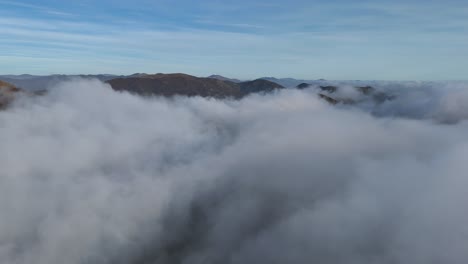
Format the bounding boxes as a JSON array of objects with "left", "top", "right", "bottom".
[
  {"left": 0, "top": 0, "right": 468, "bottom": 79},
  {"left": 0, "top": 0, "right": 73, "bottom": 16}
]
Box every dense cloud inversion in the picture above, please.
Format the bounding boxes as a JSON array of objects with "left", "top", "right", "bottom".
[{"left": 1, "top": 79, "right": 468, "bottom": 264}]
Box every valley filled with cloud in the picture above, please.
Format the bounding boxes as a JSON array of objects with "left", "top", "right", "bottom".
[{"left": 1, "top": 79, "right": 468, "bottom": 263}]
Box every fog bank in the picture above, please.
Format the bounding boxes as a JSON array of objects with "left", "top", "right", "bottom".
[{"left": 1, "top": 79, "right": 468, "bottom": 264}]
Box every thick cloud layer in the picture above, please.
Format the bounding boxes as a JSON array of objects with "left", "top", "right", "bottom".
[
  {"left": 1, "top": 79, "right": 468, "bottom": 264},
  {"left": 306, "top": 80, "right": 468, "bottom": 123}
]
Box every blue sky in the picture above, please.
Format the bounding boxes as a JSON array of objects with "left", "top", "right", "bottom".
[{"left": 0, "top": 0, "right": 467, "bottom": 80}]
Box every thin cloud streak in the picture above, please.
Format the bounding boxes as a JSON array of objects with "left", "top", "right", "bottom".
[
  {"left": 0, "top": 0, "right": 468, "bottom": 79},
  {"left": 0, "top": 0, "right": 74, "bottom": 16}
]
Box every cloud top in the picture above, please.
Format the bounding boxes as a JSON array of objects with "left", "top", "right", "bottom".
[{"left": 1, "top": 79, "right": 468, "bottom": 263}]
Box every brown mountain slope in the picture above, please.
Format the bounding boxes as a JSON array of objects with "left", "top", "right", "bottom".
[
  {"left": 0, "top": 80, "right": 22, "bottom": 109},
  {"left": 107, "top": 73, "right": 284, "bottom": 98},
  {"left": 108, "top": 73, "right": 241, "bottom": 98}
]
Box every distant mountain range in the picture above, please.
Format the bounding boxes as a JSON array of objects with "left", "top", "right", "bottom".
[
  {"left": 0, "top": 73, "right": 396, "bottom": 109},
  {"left": 0, "top": 74, "right": 331, "bottom": 91},
  {"left": 4, "top": 74, "right": 436, "bottom": 92}
]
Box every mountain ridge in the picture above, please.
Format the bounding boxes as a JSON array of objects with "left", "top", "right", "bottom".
[{"left": 107, "top": 73, "right": 284, "bottom": 98}]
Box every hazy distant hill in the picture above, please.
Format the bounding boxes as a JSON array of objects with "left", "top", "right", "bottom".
[
  {"left": 259, "top": 77, "right": 312, "bottom": 87},
  {"left": 107, "top": 73, "right": 283, "bottom": 98},
  {"left": 259, "top": 77, "right": 344, "bottom": 87},
  {"left": 239, "top": 79, "right": 284, "bottom": 94},
  {"left": 207, "top": 75, "right": 242, "bottom": 83}
]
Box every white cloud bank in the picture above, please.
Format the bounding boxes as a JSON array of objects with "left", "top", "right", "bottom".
[{"left": 1, "top": 79, "right": 468, "bottom": 263}]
